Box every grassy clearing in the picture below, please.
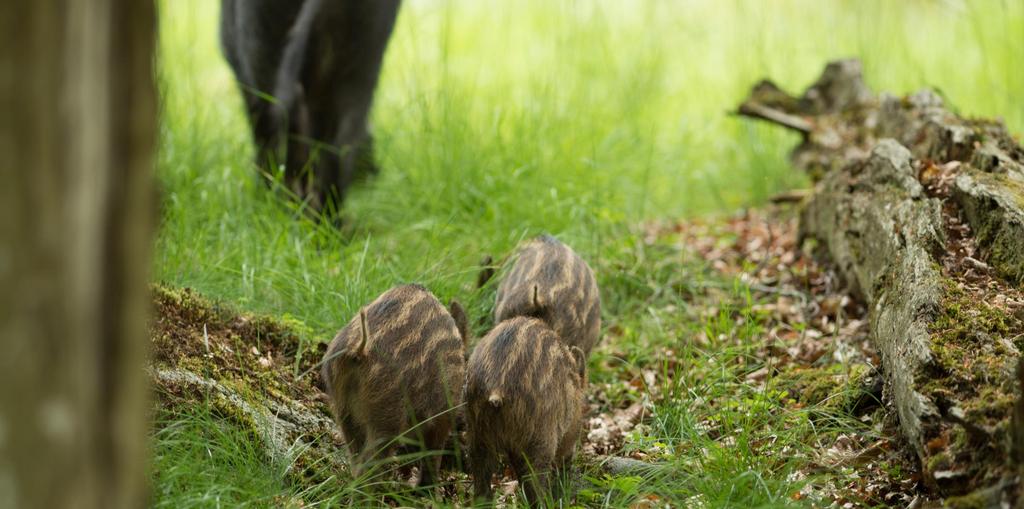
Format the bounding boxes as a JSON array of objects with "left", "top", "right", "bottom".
[
  {"left": 150, "top": 210, "right": 897, "bottom": 507},
  {"left": 154, "top": 0, "right": 1023, "bottom": 506}
]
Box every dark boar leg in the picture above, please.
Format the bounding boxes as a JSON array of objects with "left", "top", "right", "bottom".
[
  {"left": 416, "top": 421, "right": 451, "bottom": 488},
  {"left": 242, "top": 93, "right": 282, "bottom": 176},
  {"left": 355, "top": 431, "right": 395, "bottom": 478},
  {"left": 437, "top": 433, "right": 464, "bottom": 474},
  {"left": 510, "top": 449, "right": 553, "bottom": 507},
  {"left": 469, "top": 440, "right": 497, "bottom": 500},
  {"left": 551, "top": 430, "right": 579, "bottom": 500},
  {"left": 219, "top": 0, "right": 303, "bottom": 178},
  {"left": 274, "top": 0, "right": 401, "bottom": 210},
  {"left": 340, "top": 414, "right": 366, "bottom": 465},
  {"left": 554, "top": 427, "right": 578, "bottom": 469}
]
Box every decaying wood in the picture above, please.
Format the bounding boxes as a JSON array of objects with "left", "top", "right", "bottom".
[{"left": 738, "top": 59, "right": 1024, "bottom": 504}]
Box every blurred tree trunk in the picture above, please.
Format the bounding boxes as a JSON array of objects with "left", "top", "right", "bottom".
[{"left": 0, "top": 1, "right": 156, "bottom": 508}]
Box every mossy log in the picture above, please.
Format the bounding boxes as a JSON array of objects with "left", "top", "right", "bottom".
[{"left": 738, "top": 60, "right": 1024, "bottom": 504}]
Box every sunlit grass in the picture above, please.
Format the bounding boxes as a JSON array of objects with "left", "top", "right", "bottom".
[
  {"left": 153, "top": 0, "right": 1023, "bottom": 506},
  {"left": 157, "top": 0, "right": 1023, "bottom": 333}
]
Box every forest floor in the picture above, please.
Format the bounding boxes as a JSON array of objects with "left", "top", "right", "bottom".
[
  {"left": 151, "top": 2, "right": 1022, "bottom": 506},
  {"left": 150, "top": 205, "right": 930, "bottom": 508}
]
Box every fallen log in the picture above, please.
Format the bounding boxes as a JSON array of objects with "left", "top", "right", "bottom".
[{"left": 738, "top": 60, "right": 1024, "bottom": 504}]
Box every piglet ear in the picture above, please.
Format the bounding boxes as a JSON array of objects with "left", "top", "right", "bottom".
[
  {"left": 476, "top": 255, "right": 495, "bottom": 289},
  {"left": 448, "top": 299, "right": 470, "bottom": 350},
  {"left": 570, "top": 346, "right": 587, "bottom": 381}
]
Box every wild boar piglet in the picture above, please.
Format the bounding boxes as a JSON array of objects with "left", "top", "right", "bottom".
[
  {"left": 320, "top": 284, "right": 467, "bottom": 486},
  {"left": 465, "top": 316, "right": 586, "bottom": 505},
  {"left": 495, "top": 235, "right": 601, "bottom": 355}
]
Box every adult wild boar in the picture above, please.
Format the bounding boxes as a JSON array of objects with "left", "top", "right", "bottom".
[{"left": 220, "top": 0, "right": 401, "bottom": 212}]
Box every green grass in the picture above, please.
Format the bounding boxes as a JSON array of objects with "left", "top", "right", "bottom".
[
  {"left": 154, "top": 0, "right": 1023, "bottom": 506},
  {"left": 151, "top": 405, "right": 297, "bottom": 507}
]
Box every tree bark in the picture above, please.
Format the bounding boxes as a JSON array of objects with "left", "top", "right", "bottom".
[
  {"left": 0, "top": 1, "right": 156, "bottom": 508},
  {"left": 738, "top": 60, "right": 1024, "bottom": 503}
]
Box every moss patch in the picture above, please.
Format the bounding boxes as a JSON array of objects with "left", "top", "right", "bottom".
[
  {"left": 927, "top": 281, "right": 1018, "bottom": 396},
  {"left": 771, "top": 363, "right": 873, "bottom": 412},
  {"left": 943, "top": 487, "right": 1000, "bottom": 509},
  {"left": 920, "top": 279, "right": 1022, "bottom": 490},
  {"left": 151, "top": 285, "right": 327, "bottom": 398},
  {"left": 955, "top": 170, "right": 1024, "bottom": 284}
]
